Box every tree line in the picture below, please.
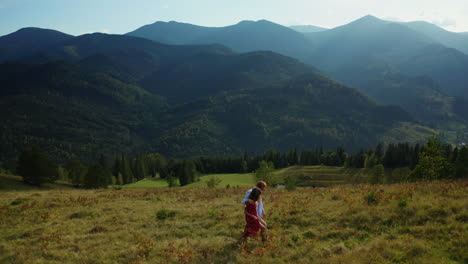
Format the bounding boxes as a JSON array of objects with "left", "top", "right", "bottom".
[{"left": 12, "top": 137, "right": 468, "bottom": 188}]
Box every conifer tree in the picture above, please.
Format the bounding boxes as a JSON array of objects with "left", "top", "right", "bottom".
[
  {"left": 134, "top": 156, "right": 145, "bottom": 180},
  {"left": 410, "top": 137, "right": 452, "bottom": 180},
  {"left": 84, "top": 164, "right": 111, "bottom": 189},
  {"left": 453, "top": 146, "right": 468, "bottom": 178},
  {"left": 120, "top": 155, "right": 134, "bottom": 184},
  {"left": 66, "top": 158, "right": 87, "bottom": 187},
  {"left": 16, "top": 146, "right": 58, "bottom": 186}
]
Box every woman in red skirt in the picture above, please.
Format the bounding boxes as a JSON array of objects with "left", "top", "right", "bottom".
[{"left": 240, "top": 187, "right": 267, "bottom": 245}]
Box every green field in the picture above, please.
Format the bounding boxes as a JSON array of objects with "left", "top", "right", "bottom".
[
  {"left": 121, "top": 178, "right": 170, "bottom": 188},
  {"left": 2, "top": 165, "right": 374, "bottom": 191},
  {"left": 118, "top": 173, "right": 255, "bottom": 189},
  {"left": 119, "top": 165, "right": 400, "bottom": 190},
  {"left": 186, "top": 173, "right": 256, "bottom": 188}
]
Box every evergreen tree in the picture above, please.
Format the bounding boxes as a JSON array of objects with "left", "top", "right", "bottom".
[
  {"left": 145, "top": 153, "right": 167, "bottom": 178},
  {"left": 134, "top": 156, "right": 146, "bottom": 180},
  {"left": 98, "top": 153, "right": 113, "bottom": 184},
  {"left": 287, "top": 148, "right": 299, "bottom": 166},
  {"left": 336, "top": 146, "right": 346, "bottom": 166},
  {"left": 98, "top": 154, "right": 110, "bottom": 171},
  {"left": 317, "top": 146, "right": 324, "bottom": 164},
  {"left": 410, "top": 137, "right": 452, "bottom": 181},
  {"left": 117, "top": 172, "right": 124, "bottom": 185},
  {"left": 66, "top": 158, "right": 87, "bottom": 187},
  {"left": 16, "top": 146, "right": 58, "bottom": 186},
  {"left": 120, "top": 155, "right": 134, "bottom": 184},
  {"left": 450, "top": 147, "right": 459, "bottom": 163},
  {"left": 84, "top": 164, "right": 111, "bottom": 188},
  {"left": 374, "top": 143, "right": 384, "bottom": 163},
  {"left": 175, "top": 160, "right": 197, "bottom": 186},
  {"left": 453, "top": 146, "right": 468, "bottom": 178},
  {"left": 112, "top": 157, "right": 121, "bottom": 178},
  {"left": 410, "top": 144, "right": 421, "bottom": 169},
  {"left": 184, "top": 160, "right": 196, "bottom": 184}
]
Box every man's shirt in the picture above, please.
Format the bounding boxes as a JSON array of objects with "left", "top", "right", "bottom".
[{"left": 242, "top": 188, "right": 264, "bottom": 218}]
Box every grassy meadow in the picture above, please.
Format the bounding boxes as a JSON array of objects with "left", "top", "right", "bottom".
[
  {"left": 121, "top": 165, "right": 373, "bottom": 190},
  {"left": 120, "top": 173, "right": 255, "bottom": 189},
  {"left": 1, "top": 178, "right": 467, "bottom": 264}
]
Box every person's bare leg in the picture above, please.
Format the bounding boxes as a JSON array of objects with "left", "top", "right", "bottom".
[
  {"left": 259, "top": 224, "right": 268, "bottom": 242},
  {"left": 238, "top": 236, "right": 246, "bottom": 249}
]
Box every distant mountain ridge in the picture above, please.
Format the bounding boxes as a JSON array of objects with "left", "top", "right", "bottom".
[
  {"left": 400, "top": 21, "right": 468, "bottom": 55},
  {"left": 304, "top": 15, "right": 468, "bottom": 99},
  {"left": 0, "top": 28, "right": 435, "bottom": 169},
  {"left": 0, "top": 27, "right": 73, "bottom": 63},
  {"left": 128, "top": 16, "right": 468, "bottom": 100},
  {"left": 127, "top": 20, "right": 313, "bottom": 61}
]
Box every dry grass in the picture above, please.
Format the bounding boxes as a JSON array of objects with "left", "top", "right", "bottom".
[{"left": 1, "top": 180, "right": 467, "bottom": 263}]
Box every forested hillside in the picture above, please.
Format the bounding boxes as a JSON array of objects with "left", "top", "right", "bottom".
[
  {"left": 0, "top": 29, "right": 435, "bottom": 170},
  {"left": 129, "top": 16, "right": 468, "bottom": 136}
]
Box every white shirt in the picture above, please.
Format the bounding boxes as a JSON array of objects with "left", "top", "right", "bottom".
[{"left": 241, "top": 188, "right": 264, "bottom": 218}]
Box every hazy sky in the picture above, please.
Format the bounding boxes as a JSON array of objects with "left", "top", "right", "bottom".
[{"left": 0, "top": 0, "right": 467, "bottom": 36}]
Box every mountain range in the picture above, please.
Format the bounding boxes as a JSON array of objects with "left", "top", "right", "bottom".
[
  {"left": 1, "top": 15, "right": 466, "bottom": 169},
  {"left": 128, "top": 15, "right": 468, "bottom": 129}
]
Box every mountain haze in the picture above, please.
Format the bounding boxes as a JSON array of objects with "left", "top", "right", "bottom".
[
  {"left": 303, "top": 15, "right": 468, "bottom": 123},
  {"left": 128, "top": 16, "right": 468, "bottom": 104},
  {"left": 401, "top": 21, "right": 468, "bottom": 55}
]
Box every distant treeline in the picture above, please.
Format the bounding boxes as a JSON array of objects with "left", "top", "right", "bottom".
[{"left": 10, "top": 137, "right": 468, "bottom": 188}]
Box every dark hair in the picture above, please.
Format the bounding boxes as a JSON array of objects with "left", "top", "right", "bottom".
[{"left": 248, "top": 187, "right": 262, "bottom": 201}]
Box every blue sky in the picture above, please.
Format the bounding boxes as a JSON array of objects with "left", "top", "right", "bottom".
[{"left": 0, "top": 0, "right": 467, "bottom": 36}]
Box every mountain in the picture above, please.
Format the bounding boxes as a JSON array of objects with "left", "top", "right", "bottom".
[
  {"left": 127, "top": 17, "right": 468, "bottom": 109},
  {"left": 0, "top": 61, "right": 166, "bottom": 169},
  {"left": 304, "top": 15, "right": 434, "bottom": 70},
  {"left": 24, "top": 32, "right": 232, "bottom": 81},
  {"left": 0, "top": 27, "right": 74, "bottom": 63},
  {"left": 0, "top": 32, "right": 435, "bottom": 168},
  {"left": 349, "top": 70, "right": 465, "bottom": 125},
  {"left": 150, "top": 74, "right": 432, "bottom": 158},
  {"left": 126, "top": 21, "right": 218, "bottom": 45},
  {"left": 290, "top": 25, "right": 328, "bottom": 33},
  {"left": 304, "top": 15, "right": 468, "bottom": 99},
  {"left": 140, "top": 51, "right": 316, "bottom": 103},
  {"left": 127, "top": 20, "right": 313, "bottom": 61},
  {"left": 401, "top": 21, "right": 468, "bottom": 55}
]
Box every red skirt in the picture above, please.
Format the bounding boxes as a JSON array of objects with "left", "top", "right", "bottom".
[{"left": 243, "top": 203, "right": 260, "bottom": 237}]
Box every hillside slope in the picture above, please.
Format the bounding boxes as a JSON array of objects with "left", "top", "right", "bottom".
[{"left": 0, "top": 31, "right": 436, "bottom": 169}]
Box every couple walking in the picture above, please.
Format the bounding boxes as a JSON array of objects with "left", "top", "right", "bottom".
[{"left": 240, "top": 181, "right": 268, "bottom": 244}]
